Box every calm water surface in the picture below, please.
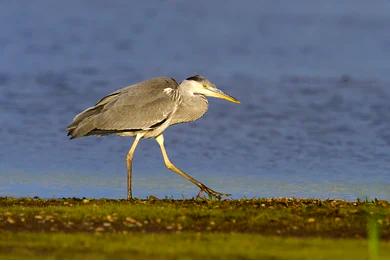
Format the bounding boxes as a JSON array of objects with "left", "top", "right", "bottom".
[{"left": 0, "top": 1, "right": 389, "bottom": 200}]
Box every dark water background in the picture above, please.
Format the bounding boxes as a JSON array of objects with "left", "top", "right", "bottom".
[{"left": 0, "top": 1, "right": 389, "bottom": 200}]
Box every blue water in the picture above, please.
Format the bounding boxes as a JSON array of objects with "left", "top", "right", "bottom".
[{"left": 0, "top": 1, "right": 389, "bottom": 200}]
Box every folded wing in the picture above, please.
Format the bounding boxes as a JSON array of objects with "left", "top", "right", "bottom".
[{"left": 67, "top": 77, "right": 178, "bottom": 138}]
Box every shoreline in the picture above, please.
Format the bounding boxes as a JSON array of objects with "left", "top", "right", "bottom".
[
  {"left": 0, "top": 197, "right": 388, "bottom": 238},
  {"left": 1, "top": 197, "right": 389, "bottom": 259}
]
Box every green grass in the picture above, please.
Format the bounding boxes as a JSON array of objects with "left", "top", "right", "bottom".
[
  {"left": 0, "top": 197, "right": 389, "bottom": 259},
  {"left": 1, "top": 232, "right": 390, "bottom": 259}
]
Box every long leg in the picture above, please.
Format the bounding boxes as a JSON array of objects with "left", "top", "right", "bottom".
[
  {"left": 155, "top": 134, "right": 229, "bottom": 199},
  {"left": 126, "top": 133, "right": 143, "bottom": 200}
]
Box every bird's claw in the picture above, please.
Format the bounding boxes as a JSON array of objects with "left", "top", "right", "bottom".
[{"left": 196, "top": 184, "right": 230, "bottom": 200}]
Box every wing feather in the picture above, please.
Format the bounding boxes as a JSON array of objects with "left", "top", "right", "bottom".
[{"left": 67, "top": 77, "right": 178, "bottom": 138}]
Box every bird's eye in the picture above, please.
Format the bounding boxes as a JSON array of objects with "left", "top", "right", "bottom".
[{"left": 203, "top": 84, "right": 207, "bottom": 88}]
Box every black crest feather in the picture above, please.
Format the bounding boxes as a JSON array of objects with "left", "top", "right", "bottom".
[{"left": 186, "top": 75, "right": 205, "bottom": 82}]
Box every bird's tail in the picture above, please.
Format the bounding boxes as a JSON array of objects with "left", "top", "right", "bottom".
[{"left": 66, "top": 106, "right": 100, "bottom": 139}]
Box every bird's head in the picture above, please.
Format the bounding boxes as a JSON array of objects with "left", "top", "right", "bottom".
[{"left": 181, "top": 75, "right": 240, "bottom": 104}]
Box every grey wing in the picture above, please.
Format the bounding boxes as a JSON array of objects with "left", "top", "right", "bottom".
[{"left": 67, "top": 77, "right": 178, "bottom": 138}]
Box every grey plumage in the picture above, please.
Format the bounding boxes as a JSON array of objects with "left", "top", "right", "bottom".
[
  {"left": 67, "top": 77, "right": 180, "bottom": 138},
  {"left": 67, "top": 75, "right": 239, "bottom": 199}
]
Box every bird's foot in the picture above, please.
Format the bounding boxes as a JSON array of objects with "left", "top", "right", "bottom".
[{"left": 196, "top": 184, "right": 230, "bottom": 200}]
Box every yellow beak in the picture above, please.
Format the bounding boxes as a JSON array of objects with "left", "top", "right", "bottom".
[{"left": 209, "top": 89, "right": 240, "bottom": 104}]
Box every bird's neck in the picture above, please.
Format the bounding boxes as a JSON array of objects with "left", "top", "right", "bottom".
[{"left": 170, "top": 83, "right": 208, "bottom": 124}]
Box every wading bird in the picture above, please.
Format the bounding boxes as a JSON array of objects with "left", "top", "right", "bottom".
[{"left": 67, "top": 75, "right": 240, "bottom": 199}]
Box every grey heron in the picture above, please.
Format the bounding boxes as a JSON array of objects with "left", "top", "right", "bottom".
[{"left": 67, "top": 75, "right": 240, "bottom": 199}]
